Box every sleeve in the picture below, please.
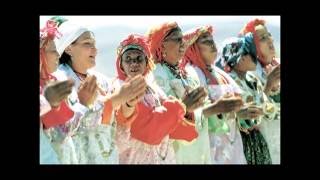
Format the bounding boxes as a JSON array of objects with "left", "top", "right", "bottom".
[
  {"left": 130, "top": 99, "right": 197, "bottom": 145},
  {"left": 41, "top": 100, "right": 74, "bottom": 129},
  {"left": 101, "top": 99, "right": 114, "bottom": 125},
  {"left": 168, "top": 112, "right": 198, "bottom": 141},
  {"left": 115, "top": 104, "right": 139, "bottom": 128}
]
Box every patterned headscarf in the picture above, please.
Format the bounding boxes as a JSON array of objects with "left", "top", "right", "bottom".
[
  {"left": 40, "top": 16, "right": 67, "bottom": 83},
  {"left": 239, "top": 18, "right": 279, "bottom": 67},
  {"left": 116, "top": 34, "right": 155, "bottom": 80},
  {"left": 181, "top": 25, "right": 217, "bottom": 84},
  {"left": 146, "top": 21, "right": 178, "bottom": 63},
  {"left": 217, "top": 33, "right": 257, "bottom": 72}
]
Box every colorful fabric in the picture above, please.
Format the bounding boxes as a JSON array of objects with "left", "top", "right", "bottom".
[
  {"left": 153, "top": 62, "right": 211, "bottom": 164},
  {"left": 114, "top": 34, "right": 197, "bottom": 164},
  {"left": 216, "top": 33, "right": 257, "bottom": 72},
  {"left": 146, "top": 21, "right": 178, "bottom": 63},
  {"left": 40, "top": 16, "right": 67, "bottom": 83},
  {"left": 239, "top": 18, "right": 279, "bottom": 67},
  {"left": 181, "top": 25, "right": 218, "bottom": 84},
  {"left": 228, "top": 70, "right": 277, "bottom": 164},
  {"left": 52, "top": 64, "right": 119, "bottom": 164},
  {"left": 182, "top": 26, "right": 246, "bottom": 163}
]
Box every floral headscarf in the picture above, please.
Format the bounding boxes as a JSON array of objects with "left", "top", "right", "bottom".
[
  {"left": 116, "top": 34, "right": 155, "bottom": 80},
  {"left": 180, "top": 25, "right": 217, "bottom": 84},
  {"left": 40, "top": 16, "right": 67, "bottom": 83},
  {"left": 216, "top": 33, "right": 257, "bottom": 72},
  {"left": 146, "top": 21, "right": 178, "bottom": 63},
  {"left": 239, "top": 18, "right": 279, "bottom": 68}
]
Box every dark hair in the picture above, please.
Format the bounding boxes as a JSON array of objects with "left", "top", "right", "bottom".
[
  {"left": 59, "top": 52, "right": 72, "bottom": 65},
  {"left": 59, "top": 40, "right": 76, "bottom": 65}
]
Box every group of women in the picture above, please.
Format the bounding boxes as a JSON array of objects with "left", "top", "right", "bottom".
[{"left": 40, "top": 17, "right": 280, "bottom": 164}]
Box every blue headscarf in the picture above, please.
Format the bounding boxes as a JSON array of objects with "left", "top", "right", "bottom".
[{"left": 216, "top": 32, "right": 257, "bottom": 72}]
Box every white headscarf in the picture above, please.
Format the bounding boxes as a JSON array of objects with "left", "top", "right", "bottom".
[{"left": 54, "top": 20, "right": 89, "bottom": 56}]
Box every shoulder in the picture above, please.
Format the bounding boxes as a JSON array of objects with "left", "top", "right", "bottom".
[
  {"left": 153, "top": 63, "right": 168, "bottom": 77},
  {"left": 185, "top": 63, "right": 198, "bottom": 77},
  {"left": 190, "top": 64, "right": 204, "bottom": 77},
  {"left": 185, "top": 63, "right": 200, "bottom": 84},
  {"left": 52, "top": 64, "right": 70, "bottom": 81},
  {"left": 189, "top": 64, "right": 206, "bottom": 86},
  {"left": 153, "top": 63, "right": 170, "bottom": 85}
]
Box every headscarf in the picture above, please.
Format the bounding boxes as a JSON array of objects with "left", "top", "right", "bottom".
[
  {"left": 239, "top": 18, "right": 279, "bottom": 68},
  {"left": 116, "top": 34, "right": 155, "bottom": 80},
  {"left": 216, "top": 33, "right": 257, "bottom": 72},
  {"left": 181, "top": 25, "right": 218, "bottom": 84},
  {"left": 146, "top": 21, "right": 178, "bottom": 63},
  {"left": 40, "top": 16, "right": 67, "bottom": 84},
  {"left": 54, "top": 19, "right": 89, "bottom": 56}
]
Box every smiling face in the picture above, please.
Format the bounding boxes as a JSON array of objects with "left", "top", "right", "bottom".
[
  {"left": 121, "top": 49, "right": 147, "bottom": 78},
  {"left": 196, "top": 32, "right": 218, "bottom": 65},
  {"left": 162, "top": 28, "right": 186, "bottom": 65},
  {"left": 65, "top": 31, "right": 97, "bottom": 72},
  {"left": 255, "top": 24, "right": 276, "bottom": 64}
]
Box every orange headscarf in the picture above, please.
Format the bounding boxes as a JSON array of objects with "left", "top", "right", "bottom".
[
  {"left": 116, "top": 34, "right": 155, "bottom": 80},
  {"left": 181, "top": 25, "right": 220, "bottom": 84},
  {"left": 146, "top": 21, "right": 178, "bottom": 63},
  {"left": 239, "top": 18, "right": 279, "bottom": 68}
]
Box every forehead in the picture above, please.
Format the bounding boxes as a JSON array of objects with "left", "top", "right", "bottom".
[
  {"left": 122, "top": 49, "right": 145, "bottom": 57},
  {"left": 77, "top": 31, "right": 95, "bottom": 41}
]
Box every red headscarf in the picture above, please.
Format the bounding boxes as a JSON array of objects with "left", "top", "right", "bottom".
[
  {"left": 181, "top": 25, "right": 221, "bottom": 85},
  {"left": 40, "top": 18, "right": 64, "bottom": 87},
  {"left": 116, "top": 34, "right": 155, "bottom": 80},
  {"left": 239, "top": 18, "right": 279, "bottom": 68},
  {"left": 146, "top": 21, "right": 178, "bottom": 63}
]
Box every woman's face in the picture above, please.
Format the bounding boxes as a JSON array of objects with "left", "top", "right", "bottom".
[
  {"left": 121, "top": 49, "right": 147, "bottom": 78},
  {"left": 196, "top": 32, "right": 218, "bottom": 65},
  {"left": 235, "top": 54, "right": 257, "bottom": 72},
  {"left": 44, "top": 39, "right": 60, "bottom": 73},
  {"left": 65, "top": 31, "right": 97, "bottom": 71},
  {"left": 255, "top": 25, "right": 275, "bottom": 64},
  {"left": 162, "top": 29, "right": 185, "bottom": 65}
]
